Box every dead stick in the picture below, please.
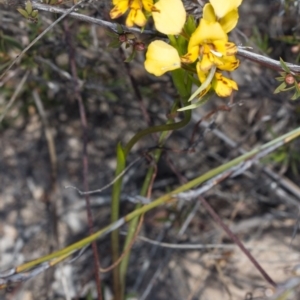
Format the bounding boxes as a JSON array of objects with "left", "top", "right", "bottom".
[{"left": 198, "top": 196, "right": 277, "bottom": 287}]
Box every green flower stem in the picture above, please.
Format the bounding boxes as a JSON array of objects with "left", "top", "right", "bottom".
[
  {"left": 123, "top": 121, "right": 183, "bottom": 157},
  {"left": 111, "top": 106, "right": 191, "bottom": 299},
  {"left": 13, "top": 125, "right": 300, "bottom": 275},
  {"left": 119, "top": 143, "right": 164, "bottom": 297},
  {"left": 111, "top": 144, "right": 126, "bottom": 300},
  {"left": 117, "top": 69, "right": 192, "bottom": 297},
  {"left": 119, "top": 106, "right": 190, "bottom": 295}
]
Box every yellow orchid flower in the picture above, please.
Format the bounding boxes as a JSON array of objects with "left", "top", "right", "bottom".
[
  {"left": 181, "top": 19, "right": 227, "bottom": 64},
  {"left": 151, "top": 0, "right": 186, "bottom": 35},
  {"left": 110, "top": 0, "right": 153, "bottom": 28},
  {"left": 181, "top": 19, "right": 238, "bottom": 72},
  {"left": 197, "top": 65, "right": 238, "bottom": 98},
  {"left": 203, "top": 0, "right": 242, "bottom": 33},
  {"left": 196, "top": 41, "right": 239, "bottom": 72},
  {"left": 144, "top": 40, "right": 181, "bottom": 76},
  {"left": 213, "top": 72, "right": 238, "bottom": 97}
]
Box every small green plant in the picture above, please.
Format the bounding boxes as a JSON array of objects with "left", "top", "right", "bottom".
[
  {"left": 274, "top": 58, "right": 300, "bottom": 100},
  {"left": 17, "top": 0, "right": 38, "bottom": 23},
  {"left": 251, "top": 26, "right": 272, "bottom": 54},
  {"left": 266, "top": 143, "right": 300, "bottom": 176},
  {"left": 106, "top": 25, "right": 145, "bottom": 62}
]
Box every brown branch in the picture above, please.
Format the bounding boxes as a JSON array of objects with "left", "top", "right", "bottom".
[
  {"left": 198, "top": 195, "right": 277, "bottom": 288},
  {"left": 63, "top": 20, "right": 103, "bottom": 300},
  {"left": 120, "top": 48, "right": 152, "bottom": 126},
  {"left": 29, "top": 3, "right": 300, "bottom": 74},
  {"left": 31, "top": 2, "right": 161, "bottom": 36},
  {"left": 237, "top": 47, "right": 300, "bottom": 73}
]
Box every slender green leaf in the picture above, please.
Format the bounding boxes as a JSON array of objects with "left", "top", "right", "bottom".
[
  {"left": 291, "top": 90, "right": 300, "bottom": 100},
  {"left": 17, "top": 8, "right": 29, "bottom": 19},
  {"left": 105, "top": 30, "right": 118, "bottom": 38},
  {"left": 188, "top": 66, "right": 216, "bottom": 102},
  {"left": 116, "top": 23, "right": 123, "bottom": 34},
  {"left": 279, "top": 58, "right": 290, "bottom": 73},
  {"left": 282, "top": 86, "right": 295, "bottom": 91},
  {"left": 185, "top": 15, "right": 197, "bottom": 37},
  {"left": 25, "top": 0, "right": 33, "bottom": 14},
  {"left": 178, "top": 91, "right": 212, "bottom": 111},
  {"left": 294, "top": 81, "right": 300, "bottom": 92},
  {"left": 31, "top": 10, "right": 38, "bottom": 18},
  {"left": 1, "top": 34, "right": 23, "bottom": 50},
  {"left": 274, "top": 82, "right": 287, "bottom": 94},
  {"left": 108, "top": 40, "right": 121, "bottom": 48},
  {"left": 124, "top": 48, "right": 136, "bottom": 62}
]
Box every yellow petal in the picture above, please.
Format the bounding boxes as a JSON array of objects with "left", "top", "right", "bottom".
[
  {"left": 127, "top": 8, "right": 147, "bottom": 27},
  {"left": 220, "top": 9, "right": 239, "bottom": 33},
  {"left": 203, "top": 3, "right": 216, "bottom": 22},
  {"left": 213, "top": 40, "right": 237, "bottom": 56},
  {"left": 212, "top": 72, "right": 238, "bottom": 97},
  {"left": 130, "top": 0, "right": 142, "bottom": 10},
  {"left": 144, "top": 40, "right": 181, "bottom": 76},
  {"left": 110, "top": 0, "right": 129, "bottom": 19},
  {"left": 202, "top": 52, "right": 226, "bottom": 70},
  {"left": 152, "top": 0, "right": 186, "bottom": 35},
  {"left": 181, "top": 45, "right": 199, "bottom": 63},
  {"left": 198, "top": 53, "right": 214, "bottom": 71},
  {"left": 134, "top": 9, "right": 147, "bottom": 26},
  {"left": 217, "top": 55, "right": 240, "bottom": 71},
  {"left": 142, "top": 0, "right": 153, "bottom": 11},
  {"left": 188, "top": 19, "right": 227, "bottom": 49},
  {"left": 210, "top": 52, "right": 224, "bottom": 66},
  {"left": 112, "top": 0, "right": 126, "bottom": 4},
  {"left": 196, "top": 63, "right": 207, "bottom": 83},
  {"left": 125, "top": 9, "right": 135, "bottom": 27},
  {"left": 209, "top": 0, "right": 242, "bottom": 19}
]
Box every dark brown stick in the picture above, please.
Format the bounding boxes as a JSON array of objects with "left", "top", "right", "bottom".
[
  {"left": 63, "top": 21, "right": 103, "bottom": 300},
  {"left": 198, "top": 196, "right": 277, "bottom": 288}
]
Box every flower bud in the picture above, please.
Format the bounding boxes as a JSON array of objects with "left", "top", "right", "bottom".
[
  {"left": 119, "top": 34, "right": 127, "bottom": 43},
  {"left": 291, "top": 45, "right": 300, "bottom": 54},
  {"left": 285, "top": 74, "right": 295, "bottom": 85},
  {"left": 135, "top": 42, "right": 145, "bottom": 51}
]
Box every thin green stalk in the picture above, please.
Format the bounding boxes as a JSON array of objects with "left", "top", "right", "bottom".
[
  {"left": 111, "top": 106, "right": 191, "bottom": 299},
  {"left": 119, "top": 107, "right": 191, "bottom": 294},
  {"left": 111, "top": 143, "right": 126, "bottom": 300},
  {"left": 123, "top": 120, "right": 186, "bottom": 157},
  {"left": 12, "top": 125, "right": 300, "bottom": 275},
  {"left": 118, "top": 69, "right": 192, "bottom": 296},
  {"left": 119, "top": 145, "right": 162, "bottom": 297}
]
